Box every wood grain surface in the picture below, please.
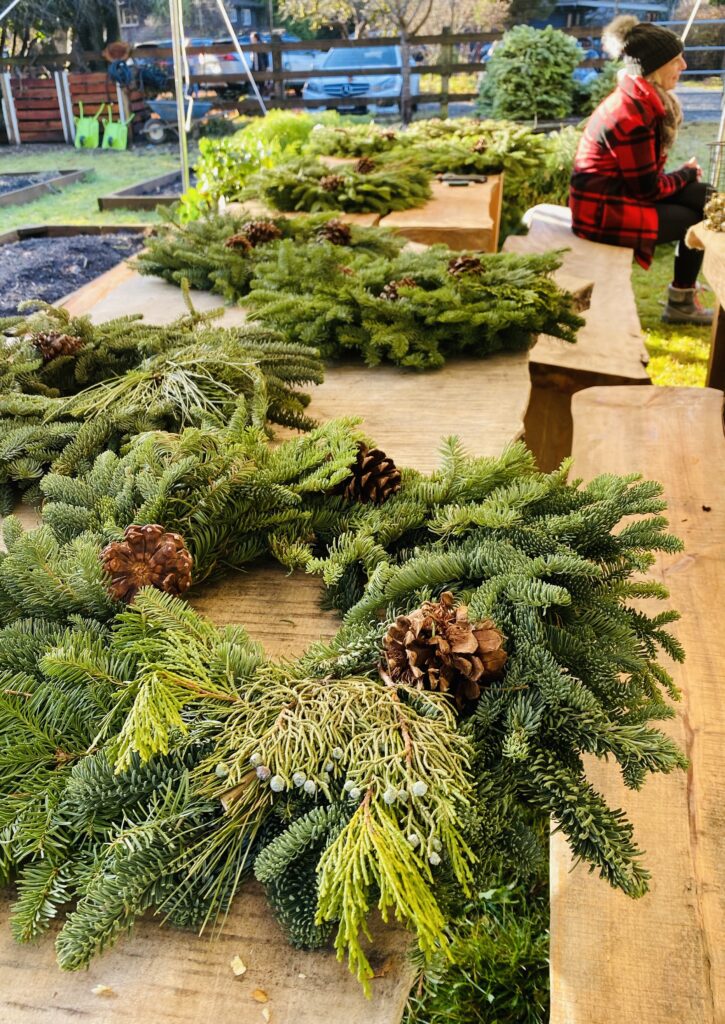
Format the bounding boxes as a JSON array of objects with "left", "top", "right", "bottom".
[
  {"left": 0, "top": 882, "right": 414, "bottom": 1024},
  {"left": 551, "top": 385, "right": 725, "bottom": 1024},
  {"left": 504, "top": 204, "right": 650, "bottom": 385},
  {"left": 379, "top": 177, "right": 502, "bottom": 252}
]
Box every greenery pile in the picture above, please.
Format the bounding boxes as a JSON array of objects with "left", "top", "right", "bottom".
[
  {"left": 246, "top": 242, "right": 582, "bottom": 368},
  {"left": 135, "top": 208, "right": 404, "bottom": 298},
  {"left": 242, "top": 156, "right": 432, "bottom": 215},
  {"left": 0, "top": 299, "right": 323, "bottom": 511},
  {"left": 478, "top": 26, "right": 583, "bottom": 122},
  {"left": 183, "top": 111, "right": 356, "bottom": 217},
  {"left": 306, "top": 122, "right": 402, "bottom": 157},
  {"left": 298, "top": 118, "right": 580, "bottom": 237},
  {"left": 0, "top": 413, "right": 688, "bottom": 990}
]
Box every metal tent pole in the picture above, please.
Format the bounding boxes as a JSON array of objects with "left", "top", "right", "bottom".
[
  {"left": 212, "top": 0, "right": 267, "bottom": 115},
  {"left": 0, "top": 0, "right": 22, "bottom": 24},
  {"left": 169, "top": 0, "right": 191, "bottom": 192}
]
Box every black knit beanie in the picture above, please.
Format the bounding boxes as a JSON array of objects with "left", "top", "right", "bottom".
[{"left": 602, "top": 15, "right": 683, "bottom": 77}]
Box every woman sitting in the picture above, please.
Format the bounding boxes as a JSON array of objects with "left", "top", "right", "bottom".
[{"left": 570, "top": 16, "right": 712, "bottom": 324}]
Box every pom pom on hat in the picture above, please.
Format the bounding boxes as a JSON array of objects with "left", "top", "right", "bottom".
[
  {"left": 602, "top": 15, "right": 640, "bottom": 59},
  {"left": 602, "top": 15, "right": 683, "bottom": 76}
]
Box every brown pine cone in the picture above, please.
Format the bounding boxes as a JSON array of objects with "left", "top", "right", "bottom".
[
  {"left": 334, "top": 443, "right": 401, "bottom": 505},
  {"left": 380, "top": 592, "right": 508, "bottom": 709},
  {"left": 380, "top": 130, "right": 398, "bottom": 142},
  {"left": 244, "top": 220, "right": 283, "bottom": 246},
  {"left": 472, "top": 138, "right": 488, "bottom": 154},
  {"left": 355, "top": 156, "right": 376, "bottom": 174},
  {"left": 379, "top": 277, "right": 418, "bottom": 301},
  {"left": 320, "top": 174, "right": 345, "bottom": 193},
  {"left": 100, "top": 523, "right": 193, "bottom": 604},
  {"left": 224, "top": 233, "right": 253, "bottom": 252},
  {"left": 317, "top": 218, "right": 352, "bottom": 246},
  {"left": 448, "top": 255, "right": 483, "bottom": 276},
  {"left": 32, "top": 331, "right": 84, "bottom": 363}
]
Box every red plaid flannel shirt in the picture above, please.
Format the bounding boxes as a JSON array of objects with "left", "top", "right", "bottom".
[{"left": 569, "top": 74, "right": 696, "bottom": 268}]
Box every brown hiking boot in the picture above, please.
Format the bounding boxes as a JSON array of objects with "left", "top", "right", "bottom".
[{"left": 662, "top": 285, "right": 713, "bottom": 326}]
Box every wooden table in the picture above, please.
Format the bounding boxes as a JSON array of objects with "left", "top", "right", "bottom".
[
  {"left": 551, "top": 385, "right": 725, "bottom": 1024},
  {"left": 379, "top": 177, "right": 503, "bottom": 252},
  {"left": 684, "top": 221, "right": 725, "bottom": 390},
  {"left": 0, "top": 267, "right": 532, "bottom": 1024}
]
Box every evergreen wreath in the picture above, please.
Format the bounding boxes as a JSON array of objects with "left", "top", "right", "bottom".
[
  {"left": 134, "top": 208, "right": 404, "bottom": 300},
  {"left": 243, "top": 157, "right": 432, "bottom": 214},
  {"left": 246, "top": 241, "right": 582, "bottom": 369},
  {"left": 0, "top": 297, "right": 324, "bottom": 513},
  {"left": 0, "top": 400, "right": 687, "bottom": 991}
]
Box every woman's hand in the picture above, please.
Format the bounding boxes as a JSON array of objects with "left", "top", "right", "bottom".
[{"left": 683, "top": 156, "right": 703, "bottom": 180}]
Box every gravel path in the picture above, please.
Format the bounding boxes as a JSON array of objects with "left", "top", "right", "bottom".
[{"left": 0, "top": 233, "right": 144, "bottom": 318}]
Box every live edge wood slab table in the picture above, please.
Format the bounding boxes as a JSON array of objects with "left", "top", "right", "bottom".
[
  {"left": 551, "top": 386, "right": 725, "bottom": 1024},
  {"left": 0, "top": 267, "right": 531, "bottom": 1024}
]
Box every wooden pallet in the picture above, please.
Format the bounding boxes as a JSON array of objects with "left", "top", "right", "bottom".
[{"left": 551, "top": 385, "right": 725, "bottom": 1024}]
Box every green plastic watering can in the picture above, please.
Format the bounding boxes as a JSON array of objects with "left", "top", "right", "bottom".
[
  {"left": 74, "top": 102, "right": 103, "bottom": 149},
  {"left": 102, "top": 106, "right": 134, "bottom": 150}
]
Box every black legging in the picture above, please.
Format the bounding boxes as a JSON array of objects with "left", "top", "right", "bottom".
[{"left": 654, "top": 181, "right": 710, "bottom": 288}]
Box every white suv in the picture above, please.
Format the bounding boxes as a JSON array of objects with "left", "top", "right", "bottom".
[{"left": 303, "top": 45, "right": 420, "bottom": 113}]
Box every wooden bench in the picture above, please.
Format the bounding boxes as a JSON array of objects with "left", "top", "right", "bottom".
[
  {"left": 551, "top": 385, "right": 725, "bottom": 1024},
  {"left": 503, "top": 204, "right": 651, "bottom": 469}
]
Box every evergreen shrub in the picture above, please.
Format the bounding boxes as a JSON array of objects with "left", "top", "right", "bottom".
[{"left": 478, "top": 26, "right": 583, "bottom": 122}]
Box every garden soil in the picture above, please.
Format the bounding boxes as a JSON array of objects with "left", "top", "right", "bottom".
[{"left": 0, "top": 233, "right": 144, "bottom": 317}]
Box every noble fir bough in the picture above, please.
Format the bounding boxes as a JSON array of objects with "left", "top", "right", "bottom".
[{"left": 0, "top": 408, "right": 688, "bottom": 990}]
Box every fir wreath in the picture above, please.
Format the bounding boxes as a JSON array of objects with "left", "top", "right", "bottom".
[
  {"left": 0, "top": 298, "right": 324, "bottom": 513},
  {"left": 0, "top": 402, "right": 688, "bottom": 991}
]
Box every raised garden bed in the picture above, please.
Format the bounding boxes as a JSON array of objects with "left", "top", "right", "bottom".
[
  {"left": 98, "top": 171, "right": 193, "bottom": 211},
  {"left": 0, "top": 170, "right": 87, "bottom": 208},
  {"left": 0, "top": 224, "right": 147, "bottom": 317}
]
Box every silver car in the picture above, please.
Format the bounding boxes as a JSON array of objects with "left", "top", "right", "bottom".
[{"left": 303, "top": 45, "right": 421, "bottom": 113}]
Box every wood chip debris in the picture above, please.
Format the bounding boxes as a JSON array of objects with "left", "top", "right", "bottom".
[
  {"left": 91, "top": 984, "right": 115, "bottom": 997},
  {"left": 230, "top": 955, "right": 247, "bottom": 977},
  {"left": 251, "top": 988, "right": 269, "bottom": 1003},
  {"left": 262, "top": 1008, "right": 271, "bottom": 1022}
]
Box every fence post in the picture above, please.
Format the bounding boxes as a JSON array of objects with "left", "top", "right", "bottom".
[
  {"left": 400, "top": 30, "right": 412, "bottom": 124},
  {"left": 439, "top": 25, "right": 452, "bottom": 120},
  {"left": 0, "top": 71, "right": 20, "bottom": 144},
  {"left": 272, "top": 41, "right": 284, "bottom": 106}
]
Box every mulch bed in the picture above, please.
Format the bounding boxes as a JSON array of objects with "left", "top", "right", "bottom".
[
  {"left": 0, "top": 233, "right": 144, "bottom": 318},
  {"left": 0, "top": 173, "right": 59, "bottom": 197}
]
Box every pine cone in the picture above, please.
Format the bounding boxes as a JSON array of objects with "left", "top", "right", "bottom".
[
  {"left": 448, "top": 255, "right": 483, "bottom": 276},
  {"left": 100, "top": 524, "right": 193, "bottom": 603},
  {"left": 32, "top": 331, "right": 84, "bottom": 363},
  {"left": 355, "top": 156, "right": 376, "bottom": 174},
  {"left": 224, "top": 233, "right": 253, "bottom": 252},
  {"left": 472, "top": 138, "right": 488, "bottom": 154},
  {"left": 244, "top": 219, "right": 283, "bottom": 246},
  {"left": 379, "top": 276, "right": 418, "bottom": 301},
  {"left": 320, "top": 174, "right": 345, "bottom": 193},
  {"left": 317, "top": 218, "right": 352, "bottom": 246},
  {"left": 380, "top": 592, "right": 508, "bottom": 709},
  {"left": 380, "top": 130, "right": 398, "bottom": 142},
  {"left": 334, "top": 443, "right": 401, "bottom": 504}
]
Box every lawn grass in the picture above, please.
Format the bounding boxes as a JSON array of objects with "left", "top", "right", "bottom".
[
  {"left": 630, "top": 121, "right": 715, "bottom": 388},
  {"left": 0, "top": 143, "right": 188, "bottom": 229}
]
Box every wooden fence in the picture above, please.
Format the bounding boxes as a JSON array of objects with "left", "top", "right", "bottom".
[{"left": 1, "top": 23, "right": 723, "bottom": 139}]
